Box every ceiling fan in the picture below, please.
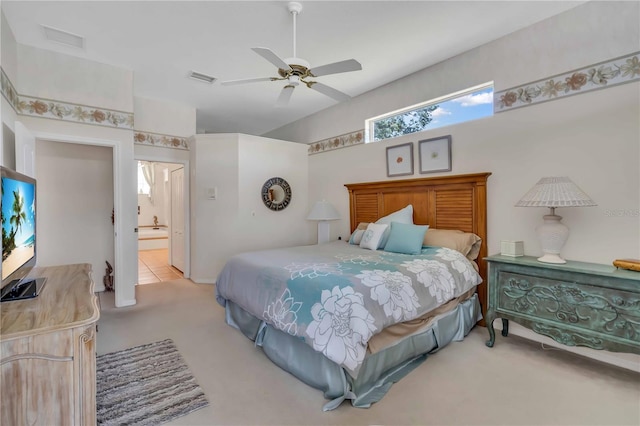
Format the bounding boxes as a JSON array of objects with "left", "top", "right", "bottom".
[{"left": 221, "top": 1, "right": 362, "bottom": 106}]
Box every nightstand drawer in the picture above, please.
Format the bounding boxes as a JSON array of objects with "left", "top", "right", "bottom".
[{"left": 497, "top": 271, "right": 640, "bottom": 342}]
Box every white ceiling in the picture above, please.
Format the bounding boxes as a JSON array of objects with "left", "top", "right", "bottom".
[{"left": 2, "top": 1, "right": 584, "bottom": 136}]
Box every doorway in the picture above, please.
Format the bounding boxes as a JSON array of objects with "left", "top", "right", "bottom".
[{"left": 136, "top": 160, "right": 185, "bottom": 284}]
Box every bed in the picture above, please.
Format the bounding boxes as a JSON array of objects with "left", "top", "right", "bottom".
[{"left": 216, "top": 173, "right": 491, "bottom": 410}]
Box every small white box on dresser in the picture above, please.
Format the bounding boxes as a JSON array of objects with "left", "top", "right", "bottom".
[{"left": 500, "top": 240, "right": 524, "bottom": 257}]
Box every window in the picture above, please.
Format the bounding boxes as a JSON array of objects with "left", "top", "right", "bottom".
[
  {"left": 137, "top": 162, "right": 150, "bottom": 195},
  {"left": 365, "top": 83, "right": 494, "bottom": 142}
]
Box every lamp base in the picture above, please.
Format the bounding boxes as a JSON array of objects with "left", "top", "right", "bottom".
[
  {"left": 536, "top": 212, "right": 569, "bottom": 264},
  {"left": 317, "top": 221, "right": 331, "bottom": 244},
  {"left": 537, "top": 253, "right": 567, "bottom": 264}
]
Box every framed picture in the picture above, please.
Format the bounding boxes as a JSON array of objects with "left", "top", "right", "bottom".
[
  {"left": 419, "top": 135, "right": 452, "bottom": 174},
  {"left": 386, "top": 142, "right": 414, "bottom": 177}
]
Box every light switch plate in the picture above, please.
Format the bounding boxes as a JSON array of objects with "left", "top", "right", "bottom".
[{"left": 207, "top": 187, "right": 217, "bottom": 200}]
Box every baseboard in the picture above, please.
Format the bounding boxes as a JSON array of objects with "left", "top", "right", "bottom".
[
  {"left": 116, "top": 298, "right": 137, "bottom": 308},
  {"left": 190, "top": 277, "right": 216, "bottom": 284}
]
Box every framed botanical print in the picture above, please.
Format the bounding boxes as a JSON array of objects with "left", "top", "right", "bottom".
[
  {"left": 419, "top": 135, "right": 451, "bottom": 174},
  {"left": 386, "top": 142, "right": 414, "bottom": 177}
]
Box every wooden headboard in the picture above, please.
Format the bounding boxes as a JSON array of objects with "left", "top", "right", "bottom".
[{"left": 344, "top": 172, "right": 491, "bottom": 323}]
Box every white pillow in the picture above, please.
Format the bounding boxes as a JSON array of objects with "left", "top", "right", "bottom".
[
  {"left": 359, "top": 223, "right": 388, "bottom": 250},
  {"left": 375, "top": 204, "right": 414, "bottom": 248}
]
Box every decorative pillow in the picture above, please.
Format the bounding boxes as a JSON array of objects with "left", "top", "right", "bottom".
[
  {"left": 356, "top": 222, "right": 369, "bottom": 231},
  {"left": 359, "top": 223, "right": 388, "bottom": 251},
  {"left": 384, "top": 222, "right": 429, "bottom": 255},
  {"left": 348, "top": 229, "right": 366, "bottom": 245},
  {"left": 374, "top": 204, "right": 414, "bottom": 249},
  {"left": 423, "top": 228, "right": 482, "bottom": 261}
]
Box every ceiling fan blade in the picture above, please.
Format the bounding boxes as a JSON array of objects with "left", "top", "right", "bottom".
[
  {"left": 252, "top": 47, "right": 292, "bottom": 71},
  {"left": 276, "top": 85, "right": 295, "bottom": 107},
  {"left": 309, "top": 59, "right": 362, "bottom": 77},
  {"left": 221, "top": 77, "right": 274, "bottom": 86},
  {"left": 308, "top": 82, "right": 351, "bottom": 102}
]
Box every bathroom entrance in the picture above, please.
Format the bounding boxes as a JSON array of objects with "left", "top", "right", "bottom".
[{"left": 137, "top": 160, "right": 184, "bottom": 284}]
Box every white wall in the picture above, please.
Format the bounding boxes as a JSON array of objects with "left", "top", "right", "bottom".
[
  {"left": 306, "top": 84, "right": 639, "bottom": 263},
  {"left": 134, "top": 96, "right": 195, "bottom": 137},
  {"left": 6, "top": 43, "right": 197, "bottom": 302},
  {"left": 133, "top": 96, "right": 195, "bottom": 277},
  {"left": 268, "top": 0, "right": 640, "bottom": 263},
  {"left": 36, "top": 140, "right": 114, "bottom": 292},
  {"left": 7, "top": 39, "right": 139, "bottom": 306},
  {"left": 265, "top": 1, "right": 639, "bottom": 144},
  {"left": 16, "top": 44, "right": 133, "bottom": 111},
  {"left": 1, "top": 10, "right": 18, "bottom": 168},
  {"left": 1, "top": 10, "right": 17, "bottom": 84},
  {"left": 190, "top": 133, "right": 310, "bottom": 282},
  {"left": 266, "top": 1, "right": 640, "bottom": 371}
]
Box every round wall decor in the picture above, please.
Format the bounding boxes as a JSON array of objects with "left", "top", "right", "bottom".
[{"left": 261, "top": 177, "right": 292, "bottom": 211}]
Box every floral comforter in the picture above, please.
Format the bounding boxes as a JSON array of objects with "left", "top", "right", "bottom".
[{"left": 215, "top": 241, "right": 481, "bottom": 377}]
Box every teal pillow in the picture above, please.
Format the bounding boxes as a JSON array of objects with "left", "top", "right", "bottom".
[
  {"left": 348, "top": 229, "right": 365, "bottom": 245},
  {"left": 383, "top": 222, "right": 429, "bottom": 255}
]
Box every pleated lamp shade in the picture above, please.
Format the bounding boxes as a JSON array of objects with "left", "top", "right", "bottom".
[{"left": 515, "top": 177, "right": 596, "bottom": 264}]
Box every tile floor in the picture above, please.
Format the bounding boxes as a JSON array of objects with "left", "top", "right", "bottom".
[{"left": 138, "top": 248, "right": 183, "bottom": 284}]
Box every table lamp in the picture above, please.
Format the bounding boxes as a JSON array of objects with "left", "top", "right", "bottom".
[
  {"left": 515, "top": 177, "right": 596, "bottom": 264},
  {"left": 307, "top": 200, "right": 340, "bottom": 244}
]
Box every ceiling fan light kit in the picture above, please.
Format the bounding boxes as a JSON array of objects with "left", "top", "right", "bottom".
[{"left": 221, "top": 1, "right": 362, "bottom": 106}]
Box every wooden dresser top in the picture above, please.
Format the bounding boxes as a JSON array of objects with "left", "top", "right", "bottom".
[{"left": 1, "top": 263, "right": 100, "bottom": 341}]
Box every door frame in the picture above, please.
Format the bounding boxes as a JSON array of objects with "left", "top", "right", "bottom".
[
  {"left": 26, "top": 129, "right": 136, "bottom": 307},
  {"left": 169, "top": 166, "right": 185, "bottom": 272},
  {"left": 134, "top": 155, "right": 190, "bottom": 279}
]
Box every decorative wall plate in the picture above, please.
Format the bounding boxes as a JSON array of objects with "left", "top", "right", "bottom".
[{"left": 261, "top": 177, "right": 292, "bottom": 211}]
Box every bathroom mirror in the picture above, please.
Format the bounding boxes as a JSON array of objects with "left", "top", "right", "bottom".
[{"left": 261, "top": 177, "right": 291, "bottom": 211}]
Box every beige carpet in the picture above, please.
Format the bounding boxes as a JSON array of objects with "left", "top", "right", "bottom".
[{"left": 97, "top": 280, "right": 640, "bottom": 425}]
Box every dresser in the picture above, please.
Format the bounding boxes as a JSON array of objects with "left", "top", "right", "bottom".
[
  {"left": 1, "top": 264, "right": 99, "bottom": 425},
  {"left": 485, "top": 255, "right": 640, "bottom": 354}
]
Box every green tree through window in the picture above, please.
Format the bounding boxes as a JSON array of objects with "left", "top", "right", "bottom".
[
  {"left": 373, "top": 105, "right": 438, "bottom": 141},
  {"left": 366, "top": 83, "right": 494, "bottom": 142}
]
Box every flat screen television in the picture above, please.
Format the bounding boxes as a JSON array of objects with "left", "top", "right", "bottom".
[{"left": 1, "top": 166, "right": 46, "bottom": 302}]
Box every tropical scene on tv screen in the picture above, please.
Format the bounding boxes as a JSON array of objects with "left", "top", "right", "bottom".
[{"left": 1, "top": 177, "right": 35, "bottom": 280}]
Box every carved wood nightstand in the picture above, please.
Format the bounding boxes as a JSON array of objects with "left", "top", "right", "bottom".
[{"left": 485, "top": 255, "right": 640, "bottom": 354}]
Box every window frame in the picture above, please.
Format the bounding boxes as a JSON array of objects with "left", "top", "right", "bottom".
[
  {"left": 137, "top": 162, "right": 151, "bottom": 195},
  {"left": 365, "top": 82, "right": 494, "bottom": 143}
]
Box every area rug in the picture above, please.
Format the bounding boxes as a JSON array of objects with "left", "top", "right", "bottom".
[{"left": 96, "top": 339, "right": 209, "bottom": 426}]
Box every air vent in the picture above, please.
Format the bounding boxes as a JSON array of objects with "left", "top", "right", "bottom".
[
  {"left": 189, "top": 71, "right": 216, "bottom": 84},
  {"left": 41, "top": 25, "right": 84, "bottom": 49}
]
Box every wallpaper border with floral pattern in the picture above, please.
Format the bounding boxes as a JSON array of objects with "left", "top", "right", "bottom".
[
  {"left": 134, "top": 130, "right": 189, "bottom": 150},
  {"left": 495, "top": 52, "right": 640, "bottom": 112},
  {"left": 1, "top": 68, "right": 19, "bottom": 111},
  {"left": 4, "top": 50, "right": 638, "bottom": 155},
  {"left": 1, "top": 67, "right": 189, "bottom": 150},
  {"left": 308, "top": 129, "right": 365, "bottom": 155},
  {"left": 309, "top": 52, "right": 639, "bottom": 155}
]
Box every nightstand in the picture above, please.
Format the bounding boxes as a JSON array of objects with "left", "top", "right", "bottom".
[{"left": 485, "top": 255, "right": 640, "bottom": 354}]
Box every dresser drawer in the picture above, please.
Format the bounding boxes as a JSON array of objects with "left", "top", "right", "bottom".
[{"left": 496, "top": 271, "right": 640, "bottom": 343}]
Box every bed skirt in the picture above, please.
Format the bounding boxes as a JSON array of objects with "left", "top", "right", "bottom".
[{"left": 224, "top": 294, "right": 481, "bottom": 410}]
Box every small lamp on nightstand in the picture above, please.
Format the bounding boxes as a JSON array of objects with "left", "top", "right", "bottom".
[
  {"left": 515, "top": 176, "right": 596, "bottom": 264},
  {"left": 307, "top": 200, "right": 340, "bottom": 244}
]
